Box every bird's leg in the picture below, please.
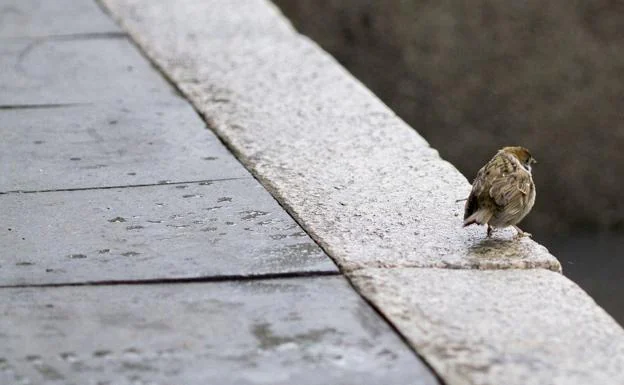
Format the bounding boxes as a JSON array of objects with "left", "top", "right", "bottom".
[
  {"left": 487, "top": 225, "right": 493, "bottom": 237},
  {"left": 513, "top": 225, "right": 532, "bottom": 238}
]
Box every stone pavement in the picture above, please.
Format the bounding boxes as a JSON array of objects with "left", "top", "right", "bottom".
[{"left": 0, "top": 1, "right": 438, "bottom": 384}]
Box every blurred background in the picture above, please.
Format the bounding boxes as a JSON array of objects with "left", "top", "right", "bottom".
[{"left": 272, "top": 0, "right": 624, "bottom": 323}]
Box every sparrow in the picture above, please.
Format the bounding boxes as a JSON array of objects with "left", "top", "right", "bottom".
[{"left": 463, "top": 146, "right": 537, "bottom": 237}]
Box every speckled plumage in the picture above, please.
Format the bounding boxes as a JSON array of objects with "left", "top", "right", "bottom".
[{"left": 464, "top": 146, "right": 537, "bottom": 237}]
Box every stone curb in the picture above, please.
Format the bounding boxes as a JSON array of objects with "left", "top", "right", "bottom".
[
  {"left": 351, "top": 268, "right": 624, "bottom": 385},
  {"left": 99, "top": 0, "right": 624, "bottom": 383},
  {"left": 100, "top": 0, "right": 559, "bottom": 273}
]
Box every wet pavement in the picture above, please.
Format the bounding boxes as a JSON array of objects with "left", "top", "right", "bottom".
[
  {"left": 1, "top": 180, "right": 334, "bottom": 285},
  {"left": 0, "top": 278, "right": 434, "bottom": 385},
  {"left": 0, "top": 1, "right": 438, "bottom": 383},
  {"left": 0, "top": 102, "right": 249, "bottom": 191}
]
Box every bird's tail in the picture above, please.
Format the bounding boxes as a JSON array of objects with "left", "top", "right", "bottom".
[{"left": 463, "top": 209, "right": 493, "bottom": 227}]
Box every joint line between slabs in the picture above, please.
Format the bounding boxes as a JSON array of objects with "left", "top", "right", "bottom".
[
  {"left": 47, "top": 31, "right": 129, "bottom": 41},
  {"left": 4, "top": 31, "right": 128, "bottom": 43},
  {"left": 0, "top": 270, "right": 342, "bottom": 289},
  {"left": 0, "top": 103, "right": 92, "bottom": 110},
  {"left": 0, "top": 177, "right": 253, "bottom": 195}
]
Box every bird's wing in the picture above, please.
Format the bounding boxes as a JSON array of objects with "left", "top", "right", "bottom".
[
  {"left": 489, "top": 169, "right": 532, "bottom": 216},
  {"left": 471, "top": 167, "right": 488, "bottom": 196}
]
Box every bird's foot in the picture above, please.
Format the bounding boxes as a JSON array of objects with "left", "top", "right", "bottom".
[
  {"left": 487, "top": 225, "right": 493, "bottom": 237},
  {"left": 512, "top": 225, "right": 531, "bottom": 239}
]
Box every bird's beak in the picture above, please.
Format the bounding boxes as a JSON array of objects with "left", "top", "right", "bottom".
[{"left": 531, "top": 158, "right": 538, "bottom": 164}]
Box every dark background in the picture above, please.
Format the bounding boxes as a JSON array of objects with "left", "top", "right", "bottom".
[{"left": 272, "top": 0, "right": 624, "bottom": 323}]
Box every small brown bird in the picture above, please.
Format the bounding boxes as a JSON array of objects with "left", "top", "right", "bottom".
[{"left": 463, "top": 146, "right": 537, "bottom": 237}]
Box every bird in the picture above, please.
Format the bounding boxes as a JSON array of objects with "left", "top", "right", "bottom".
[{"left": 463, "top": 146, "right": 537, "bottom": 238}]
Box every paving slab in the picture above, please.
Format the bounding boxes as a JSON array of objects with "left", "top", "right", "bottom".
[
  {"left": 0, "top": 0, "right": 120, "bottom": 38},
  {"left": 0, "top": 179, "right": 336, "bottom": 286},
  {"left": 0, "top": 36, "right": 181, "bottom": 105},
  {"left": 0, "top": 276, "right": 438, "bottom": 385},
  {"left": 101, "top": 0, "right": 561, "bottom": 272},
  {"left": 0, "top": 102, "right": 250, "bottom": 192},
  {"left": 351, "top": 268, "right": 624, "bottom": 385}
]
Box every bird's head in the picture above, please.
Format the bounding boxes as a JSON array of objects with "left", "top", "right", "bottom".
[{"left": 501, "top": 146, "right": 537, "bottom": 172}]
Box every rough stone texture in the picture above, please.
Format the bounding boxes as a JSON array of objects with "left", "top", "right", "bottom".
[
  {"left": 0, "top": 277, "right": 438, "bottom": 385},
  {"left": 0, "top": 0, "right": 120, "bottom": 38},
  {"left": 101, "top": 0, "right": 560, "bottom": 272},
  {"left": 0, "top": 36, "right": 181, "bottom": 105},
  {"left": 351, "top": 268, "right": 624, "bottom": 385},
  {"left": 0, "top": 179, "right": 336, "bottom": 285},
  {"left": 271, "top": 0, "right": 624, "bottom": 235},
  {"left": 0, "top": 102, "right": 250, "bottom": 192}
]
